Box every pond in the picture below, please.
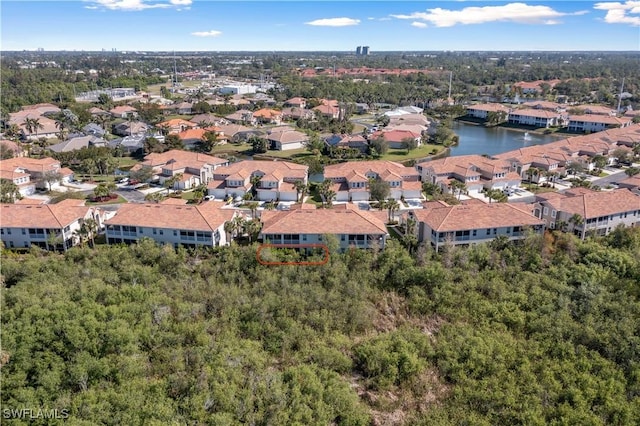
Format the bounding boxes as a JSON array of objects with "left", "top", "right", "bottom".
[{"left": 450, "top": 121, "right": 564, "bottom": 157}]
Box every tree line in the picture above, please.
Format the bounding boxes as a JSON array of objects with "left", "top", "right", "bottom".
[{"left": 2, "top": 226, "right": 640, "bottom": 424}]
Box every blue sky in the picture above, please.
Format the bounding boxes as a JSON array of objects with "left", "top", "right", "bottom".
[{"left": 1, "top": 1, "right": 639, "bottom": 51}]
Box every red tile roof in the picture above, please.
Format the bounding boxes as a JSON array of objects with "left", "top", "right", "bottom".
[
  {"left": 261, "top": 208, "right": 388, "bottom": 235},
  {"left": 105, "top": 201, "right": 234, "bottom": 231}
]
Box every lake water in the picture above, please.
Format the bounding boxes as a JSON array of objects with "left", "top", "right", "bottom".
[{"left": 449, "top": 121, "right": 563, "bottom": 157}]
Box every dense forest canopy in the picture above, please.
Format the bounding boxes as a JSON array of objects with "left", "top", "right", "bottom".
[
  {"left": 2, "top": 51, "right": 638, "bottom": 114},
  {"left": 2, "top": 228, "right": 640, "bottom": 425}
]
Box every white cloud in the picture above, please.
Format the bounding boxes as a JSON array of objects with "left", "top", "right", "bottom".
[
  {"left": 305, "top": 17, "right": 360, "bottom": 27},
  {"left": 594, "top": 1, "right": 640, "bottom": 25},
  {"left": 191, "top": 30, "right": 222, "bottom": 37},
  {"left": 84, "top": 0, "right": 192, "bottom": 11},
  {"left": 411, "top": 21, "right": 428, "bottom": 28},
  {"left": 391, "top": 3, "right": 580, "bottom": 27}
]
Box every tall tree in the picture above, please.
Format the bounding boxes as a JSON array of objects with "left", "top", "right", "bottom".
[{"left": 0, "top": 178, "right": 22, "bottom": 203}]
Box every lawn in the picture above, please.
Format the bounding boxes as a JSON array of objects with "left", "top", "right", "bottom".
[
  {"left": 522, "top": 183, "right": 557, "bottom": 194},
  {"left": 257, "top": 148, "right": 315, "bottom": 159},
  {"left": 75, "top": 174, "right": 117, "bottom": 183},
  {"left": 379, "top": 144, "right": 444, "bottom": 161},
  {"left": 117, "top": 157, "right": 139, "bottom": 169},
  {"left": 211, "top": 143, "right": 254, "bottom": 157}
]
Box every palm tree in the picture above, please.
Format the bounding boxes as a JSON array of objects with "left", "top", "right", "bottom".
[
  {"left": 386, "top": 198, "right": 400, "bottom": 223},
  {"left": 318, "top": 179, "right": 334, "bottom": 207},
  {"left": 293, "top": 180, "right": 308, "bottom": 203},
  {"left": 232, "top": 215, "right": 246, "bottom": 238},
  {"left": 73, "top": 226, "right": 89, "bottom": 248},
  {"left": 224, "top": 220, "right": 236, "bottom": 243},
  {"left": 244, "top": 219, "right": 262, "bottom": 243},
  {"left": 93, "top": 183, "right": 111, "bottom": 199},
  {"left": 569, "top": 213, "right": 586, "bottom": 240},
  {"left": 250, "top": 175, "right": 262, "bottom": 197},
  {"left": 449, "top": 180, "right": 467, "bottom": 201},
  {"left": 246, "top": 201, "right": 260, "bottom": 219},
  {"left": 22, "top": 117, "right": 43, "bottom": 140},
  {"left": 93, "top": 114, "right": 111, "bottom": 135},
  {"left": 5, "top": 123, "right": 22, "bottom": 141},
  {"left": 82, "top": 218, "right": 99, "bottom": 248},
  {"left": 164, "top": 173, "right": 183, "bottom": 194},
  {"left": 192, "top": 185, "right": 206, "bottom": 203},
  {"left": 526, "top": 167, "right": 540, "bottom": 185},
  {"left": 144, "top": 192, "right": 165, "bottom": 203}
]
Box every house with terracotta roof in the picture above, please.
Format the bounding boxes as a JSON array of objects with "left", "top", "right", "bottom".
[
  {"left": 21, "top": 103, "right": 61, "bottom": 116},
  {"left": 406, "top": 201, "right": 544, "bottom": 250},
  {"left": 88, "top": 107, "right": 110, "bottom": 117},
  {"left": 512, "top": 80, "right": 561, "bottom": 95},
  {"left": 371, "top": 129, "right": 422, "bottom": 149},
  {"left": 0, "top": 156, "right": 73, "bottom": 191},
  {"left": 388, "top": 114, "right": 429, "bottom": 127},
  {"left": 416, "top": 155, "right": 520, "bottom": 194},
  {"left": 225, "top": 109, "right": 257, "bottom": 125},
  {"left": 1, "top": 199, "right": 102, "bottom": 250},
  {"left": 618, "top": 175, "right": 640, "bottom": 194},
  {"left": 313, "top": 102, "right": 341, "bottom": 119},
  {"left": 136, "top": 149, "right": 229, "bottom": 189},
  {"left": 253, "top": 108, "right": 283, "bottom": 125},
  {"left": 217, "top": 124, "right": 263, "bottom": 142},
  {"left": 280, "top": 107, "right": 314, "bottom": 121},
  {"left": 0, "top": 166, "right": 34, "bottom": 196},
  {"left": 324, "top": 160, "right": 421, "bottom": 202},
  {"left": 572, "top": 105, "right": 617, "bottom": 116},
  {"left": 260, "top": 204, "right": 388, "bottom": 251},
  {"left": 567, "top": 115, "right": 633, "bottom": 133},
  {"left": 266, "top": 129, "right": 309, "bottom": 151},
  {"left": 190, "top": 113, "right": 226, "bottom": 127},
  {"left": 208, "top": 160, "right": 308, "bottom": 201},
  {"left": 508, "top": 108, "right": 562, "bottom": 128},
  {"left": 104, "top": 201, "right": 236, "bottom": 248},
  {"left": 18, "top": 116, "right": 59, "bottom": 141},
  {"left": 156, "top": 118, "right": 196, "bottom": 135},
  {"left": 533, "top": 188, "right": 640, "bottom": 239},
  {"left": 521, "top": 101, "right": 565, "bottom": 112},
  {"left": 109, "top": 105, "right": 138, "bottom": 119},
  {"left": 466, "top": 103, "right": 511, "bottom": 120},
  {"left": 177, "top": 127, "right": 228, "bottom": 150},
  {"left": 284, "top": 97, "right": 306, "bottom": 108},
  {"left": 165, "top": 101, "right": 193, "bottom": 115},
  {"left": 324, "top": 134, "right": 369, "bottom": 153}
]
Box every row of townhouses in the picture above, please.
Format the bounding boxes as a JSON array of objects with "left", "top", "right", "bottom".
[
  {"left": 3, "top": 186, "right": 638, "bottom": 252},
  {"left": 466, "top": 102, "right": 635, "bottom": 132}
]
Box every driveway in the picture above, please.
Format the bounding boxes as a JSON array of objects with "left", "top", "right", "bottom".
[{"left": 115, "top": 189, "right": 147, "bottom": 203}]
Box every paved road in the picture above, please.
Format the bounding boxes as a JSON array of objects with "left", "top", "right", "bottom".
[{"left": 592, "top": 170, "right": 628, "bottom": 187}]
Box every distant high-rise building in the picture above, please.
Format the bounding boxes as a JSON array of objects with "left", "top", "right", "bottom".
[
  {"left": 356, "top": 46, "right": 362, "bottom": 55},
  {"left": 362, "top": 46, "right": 370, "bottom": 55}
]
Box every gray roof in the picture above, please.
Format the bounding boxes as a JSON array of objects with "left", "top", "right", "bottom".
[{"left": 49, "top": 135, "right": 107, "bottom": 153}]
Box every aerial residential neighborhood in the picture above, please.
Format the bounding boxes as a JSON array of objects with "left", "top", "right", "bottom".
[
  {"left": 2, "top": 51, "right": 640, "bottom": 254},
  {"left": 3, "top": 0, "right": 640, "bottom": 423},
  {"left": 2, "top": 87, "right": 639, "bottom": 252}
]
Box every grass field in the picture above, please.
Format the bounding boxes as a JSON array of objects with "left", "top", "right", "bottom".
[
  {"left": 211, "top": 143, "right": 254, "bottom": 157},
  {"left": 379, "top": 144, "right": 444, "bottom": 161}
]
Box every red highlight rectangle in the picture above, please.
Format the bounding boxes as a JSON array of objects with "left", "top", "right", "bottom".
[{"left": 256, "top": 243, "right": 330, "bottom": 266}]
